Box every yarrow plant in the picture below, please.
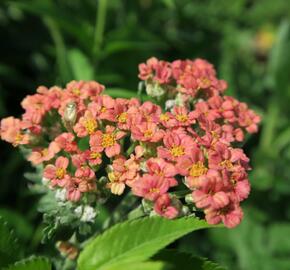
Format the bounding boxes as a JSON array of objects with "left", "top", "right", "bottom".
[{"left": 0, "top": 58, "right": 260, "bottom": 256}]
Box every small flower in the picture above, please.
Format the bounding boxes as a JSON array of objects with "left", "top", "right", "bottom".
[
  {"left": 0, "top": 117, "right": 29, "bottom": 146},
  {"left": 157, "top": 130, "right": 195, "bottom": 161},
  {"left": 154, "top": 194, "right": 179, "bottom": 219},
  {"left": 74, "top": 110, "right": 98, "bottom": 137},
  {"left": 90, "top": 125, "right": 126, "bottom": 158},
  {"left": 131, "top": 121, "right": 164, "bottom": 143},
  {"left": 28, "top": 141, "right": 60, "bottom": 165},
  {"left": 75, "top": 205, "right": 97, "bottom": 222},
  {"left": 44, "top": 156, "right": 70, "bottom": 187},
  {"left": 132, "top": 174, "right": 169, "bottom": 201},
  {"left": 146, "top": 158, "right": 177, "bottom": 187}
]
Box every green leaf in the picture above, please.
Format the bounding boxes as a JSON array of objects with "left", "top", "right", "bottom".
[
  {"left": 104, "top": 88, "right": 149, "bottom": 100},
  {"left": 78, "top": 216, "right": 213, "bottom": 270},
  {"left": 0, "top": 209, "right": 33, "bottom": 243},
  {"left": 153, "top": 250, "right": 226, "bottom": 270},
  {"left": 3, "top": 257, "right": 51, "bottom": 270},
  {"left": 105, "top": 261, "right": 169, "bottom": 270},
  {"left": 68, "top": 49, "right": 94, "bottom": 80},
  {"left": 0, "top": 216, "right": 21, "bottom": 268}
]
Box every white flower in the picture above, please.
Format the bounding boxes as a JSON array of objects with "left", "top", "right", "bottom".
[
  {"left": 74, "top": 205, "right": 97, "bottom": 223},
  {"left": 55, "top": 189, "right": 67, "bottom": 202},
  {"left": 81, "top": 206, "right": 97, "bottom": 222}
]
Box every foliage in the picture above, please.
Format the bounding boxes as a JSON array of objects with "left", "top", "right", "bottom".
[{"left": 78, "top": 217, "right": 212, "bottom": 270}]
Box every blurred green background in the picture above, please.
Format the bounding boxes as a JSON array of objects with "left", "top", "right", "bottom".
[{"left": 0, "top": 0, "right": 290, "bottom": 269}]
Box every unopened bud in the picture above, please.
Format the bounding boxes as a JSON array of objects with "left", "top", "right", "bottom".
[
  {"left": 63, "top": 102, "right": 77, "bottom": 132},
  {"left": 56, "top": 241, "right": 79, "bottom": 260}
]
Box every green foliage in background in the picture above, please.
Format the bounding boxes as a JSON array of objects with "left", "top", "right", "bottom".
[{"left": 0, "top": 0, "right": 289, "bottom": 269}]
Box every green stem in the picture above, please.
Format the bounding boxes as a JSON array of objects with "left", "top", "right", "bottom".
[
  {"left": 92, "top": 0, "right": 107, "bottom": 60},
  {"left": 259, "top": 100, "right": 279, "bottom": 154}
]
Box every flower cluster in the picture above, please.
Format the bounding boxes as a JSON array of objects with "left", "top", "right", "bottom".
[{"left": 0, "top": 58, "right": 260, "bottom": 228}]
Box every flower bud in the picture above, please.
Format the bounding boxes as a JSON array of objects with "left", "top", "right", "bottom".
[{"left": 63, "top": 102, "right": 77, "bottom": 132}]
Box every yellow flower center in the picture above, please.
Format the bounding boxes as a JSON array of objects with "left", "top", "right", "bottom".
[
  {"left": 144, "top": 129, "right": 153, "bottom": 138},
  {"left": 149, "top": 187, "right": 159, "bottom": 193},
  {"left": 42, "top": 148, "right": 49, "bottom": 157},
  {"left": 117, "top": 112, "right": 128, "bottom": 123},
  {"left": 56, "top": 168, "right": 65, "bottom": 179},
  {"left": 102, "top": 134, "right": 115, "bottom": 147},
  {"left": 15, "top": 133, "right": 23, "bottom": 143},
  {"left": 220, "top": 160, "right": 234, "bottom": 170},
  {"left": 211, "top": 131, "right": 219, "bottom": 140},
  {"left": 201, "top": 77, "right": 210, "bottom": 86},
  {"left": 84, "top": 119, "right": 97, "bottom": 134},
  {"left": 72, "top": 88, "right": 80, "bottom": 96},
  {"left": 190, "top": 161, "right": 208, "bottom": 177},
  {"left": 160, "top": 114, "right": 170, "bottom": 121},
  {"left": 176, "top": 114, "right": 188, "bottom": 122},
  {"left": 170, "top": 145, "right": 185, "bottom": 157},
  {"left": 90, "top": 152, "right": 101, "bottom": 159},
  {"left": 101, "top": 107, "right": 107, "bottom": 113}
]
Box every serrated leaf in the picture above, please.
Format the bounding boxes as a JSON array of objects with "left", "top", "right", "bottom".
[
  {"left": 0, "top": 216, "right": 21, "bottom": 268},
  {"left": 78, "top": 216, "right": 213, "bottom": 270},
  {"left": 153, "top": 250, "right": 226, "bottom": 270},
  {"left": 3, "top": 256, "right": 51, "bottom": 270},
  {"left": 0, "top": 209, "right": 33, "bottom": 242},
  {"left": 68, "top": 49, "right": 94, "bottom": 80}
]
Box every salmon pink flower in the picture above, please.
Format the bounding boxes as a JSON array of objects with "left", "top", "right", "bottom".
[
  {"left": 157, "top": 130, "right": 195, "bottom": 161},
  {"left": 90, "top": 125, "right": 126, "bottom": 158},
  {"left": 154, "top": 194, "right": 179, "bottom": 219},
  {"left": 88, "top": 95, "right": 116, "bottom": 122},
  {"left": 74, "top": 110, "right": 98, "bottom": 137},
  {"left": 111, "top": 155, "right": 140, "bottom": 184},
  {"left": 132, "top": 174, "right": 169, "bottom": 201},
  {"left": 128, "top": 101, "right": 161, "bottom": 124},
  {"left": 0, "top": 117, "right": 29, "bottom": 146},
  {"left": 138, "top": 57, "right": 159, "bottom": 80},
  {"left": 205, "top": 203, "right": 243, "bottom": 228},
  {"left": 176, "top": 145, "right": 208, "bottom": 188},
  {"left": 146, "top": 158, "right": 177, "bottom": 187},
  {"left": 83, "top": 150, "right": 102, "bottom": 166},
  {"left": 65, "top": 80, "right": 104, "bottom": 100},
  {"left": 192, "top": 181, "right": 229, "bottom": 210},
  {"left": 208, "top": 142, "right": 250, "bottom": 172},
  {"left": 171, "top": 106, "right": 195, "bottom": 126},
  {"left": 28, "top": 141, "right": 60, "bottom": 165},
  {"left": 131, "top": 122, "right": 164, "bottom": 143},
  {"left": 54, "top": 132, "right": 77, "bottom": 153},
  {"left": 36, "top": 85, "right": 63, "bottom": 110},
  {"left": 43, "top": 156, "right": 70, "bottom": 187}
]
